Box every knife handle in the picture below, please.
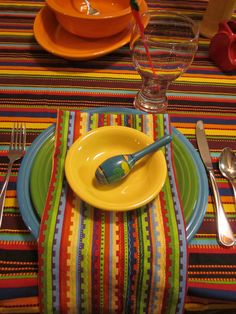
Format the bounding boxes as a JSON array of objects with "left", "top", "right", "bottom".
[{"left": 209, "top": 170, "right": 235, "bottom": 247}]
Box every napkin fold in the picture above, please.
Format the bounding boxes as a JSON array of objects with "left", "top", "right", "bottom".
[{"left": 38, "top": 109, "right": 188, "bottom": 314}]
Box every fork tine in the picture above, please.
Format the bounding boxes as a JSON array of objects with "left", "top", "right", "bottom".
[
  {"left": 20, "top": 123, "right": 26, "bottom": 151},
  {"left": 18, "top": 123, "right": 22, "bottom": 150},
  {"left": 15, "top": 123, "right": 19, "bottom": 150},
  {"left": 0, "top": 123, "right": 26, "bottom": 228},
  {"left": 10, "top": 123, "right": 26, "bottom": 151},
  {"left": 23, "top": 123, "right": 26, "bottom": 151},
  {"left": 10, "top": 123, "right": 15, "bottom": 150}
]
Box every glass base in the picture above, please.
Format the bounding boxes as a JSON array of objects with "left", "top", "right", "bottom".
[{"left": 133, "top": 91, "right": 168, "bottom": 113}]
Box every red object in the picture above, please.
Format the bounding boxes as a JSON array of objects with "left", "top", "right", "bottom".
[{"left": 209, "top": 20, "right": 236, "bottom": 72}]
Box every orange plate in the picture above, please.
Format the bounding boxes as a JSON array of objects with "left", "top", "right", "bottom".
[{"left": 33, "top": 1, "right": 148, "bottom": 60}]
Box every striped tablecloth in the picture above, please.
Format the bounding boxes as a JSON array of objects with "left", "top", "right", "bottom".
[{"left": 0, "top": 0, "right": 236, "bottom": 313}]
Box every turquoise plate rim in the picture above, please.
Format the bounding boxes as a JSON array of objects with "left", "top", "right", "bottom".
[{"left": 17, "top": 107, "right": 208, "bottom": 240}]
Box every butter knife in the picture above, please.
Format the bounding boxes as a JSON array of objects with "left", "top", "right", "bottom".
[{"left": 196, "top": 120, "right": 235, "bottom": 247}]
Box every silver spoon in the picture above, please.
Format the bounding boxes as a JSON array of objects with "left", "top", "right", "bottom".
[
  {"left": 219, "top": 147, "right": 236, "bottom": 204},
  {"left": 84, "top": 0, "right": 100, "bottom": 15}
]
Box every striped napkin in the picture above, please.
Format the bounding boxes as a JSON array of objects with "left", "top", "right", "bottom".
[{"left": 38, "top": 109, "right": 187, "bottom": 314}]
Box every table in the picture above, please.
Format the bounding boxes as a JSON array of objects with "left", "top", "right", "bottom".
[{"left": 0, "top": 0, "right": 235, "bottom": 313}]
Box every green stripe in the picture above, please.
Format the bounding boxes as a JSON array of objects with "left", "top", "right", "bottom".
[
  {"left": 81, "top": 205, "right": 93, "bottom": 311},
  {"left": 43, "top": 111, "right": 70, "bottom": 312},
  {"left": 163, "top": 180, "right": 180, "bottom": 313},
  {"left": 1, "top": 274, "right": 37, "bottom": 279},
  {"left": 139, "top": 208, "right": 151, "bottom": 312},
  {"left": 136, "top": 207, "right": 150, "bottom": 313}
]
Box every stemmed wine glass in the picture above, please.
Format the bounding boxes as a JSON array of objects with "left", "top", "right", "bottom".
[{"left": 130, "top": 10, "right": 199, "bottom": 113}]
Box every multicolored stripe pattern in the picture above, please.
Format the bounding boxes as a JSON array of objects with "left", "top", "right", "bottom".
[
  {"left": 0, "top": 108, "right": 57, "bottom": 313},
  {"left": 38, "top": 110, "right": 187, "bottom": 314}
]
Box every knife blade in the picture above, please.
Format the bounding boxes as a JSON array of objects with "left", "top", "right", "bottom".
[
  {"left": 196, "top": 120, "right": 235, "bottom": 247},
  {"left": 196, "top": 120, "right": 213, "bottom": 170}
]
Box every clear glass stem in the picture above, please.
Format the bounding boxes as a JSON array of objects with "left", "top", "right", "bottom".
[{"left": 134, "top": 77, "right": 170, "bottom": 113}]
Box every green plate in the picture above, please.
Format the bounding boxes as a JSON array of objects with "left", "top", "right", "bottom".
[
  {"left": 30, "top": 129, "right": 198, "bottom": 224},
  {"left": 29, "top": 132, "right": 54, "bottom": 218},
  {"left": 18, "top": 108, "right": 208, "bottom": 240}
]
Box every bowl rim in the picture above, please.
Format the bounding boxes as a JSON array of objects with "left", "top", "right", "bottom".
[
  {"left": 45, "top": 0, "right": 133, "bottom": 19},
  {"left": 64, "top": 125, "right": 167, "bottom": 211}
]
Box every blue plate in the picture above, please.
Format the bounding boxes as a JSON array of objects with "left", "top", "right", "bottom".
[{"left": 17, "top": 107, "right": 208, "bottom": 240}]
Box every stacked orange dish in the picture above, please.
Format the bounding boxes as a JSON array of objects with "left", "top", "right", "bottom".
[{"left": 33, "top": 0, "right": 147, "bottom": 60}]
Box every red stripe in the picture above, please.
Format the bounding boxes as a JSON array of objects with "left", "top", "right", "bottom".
[
  {"left": 0, "top": 90, "right": 135, "bottom": 98},
  {"left": 188, "top": 246, "right": 236, "bottom": 254},
  {"left": 0, "top": 278, "right": 38, "bottom": 288},
  {"left": 168, "top": 95, "right": 236, "bottom": 103},
  {"left": 130, "top": 211, "right": 139, "bottom": 313},
  {"left": 159, "top": 190, "right": 172, "bottom": 308},
  {"left": 189, "top": 281, "right": 236, "bottom": 291},
  {"left": 103, "top": 213, "right": 110, "bottom": 312},
  {"left": 74, "top": 111, "right": 83, "bottom": 140},
  {"left": 0, "top": 241, "right": 37, "bottom": 250},
  {"left": 115, "top": 212, "right": 125, "bottom": 313}
]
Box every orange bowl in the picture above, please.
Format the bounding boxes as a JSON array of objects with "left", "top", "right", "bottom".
[{"left": 45, "top": 0, "right": 137, "bottom": 38}]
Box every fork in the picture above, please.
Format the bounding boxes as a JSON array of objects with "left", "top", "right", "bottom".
[{"left": 0, "top": 123, "right": 26, "bottom": 228}]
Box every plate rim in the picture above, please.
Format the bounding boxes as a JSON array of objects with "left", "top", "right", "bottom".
[{"left": 17, "top": 107, "right": 208, "bottom": 240}]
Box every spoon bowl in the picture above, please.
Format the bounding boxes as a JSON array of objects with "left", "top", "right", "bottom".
[
  {"left": 219, "top": 147, "right": 236, "bottom": 204},
  {"left": 84, "top": 0, "right": 100, "bottom": 15}
]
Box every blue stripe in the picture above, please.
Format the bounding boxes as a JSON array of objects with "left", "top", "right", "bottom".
[
  {"left": 0, "top": 233, "right": 35, "bottom": 241},
  {"left": 167, "top": 92, "right": 235, "bottom": 99},
  {"left": 188, "top": 287, "right": 236, "bottom": 302},
  {"left": 170, "top": 116, "right": 235, "bottom": 124},
  {"left": 0, "top": 111, "right": 57, "bottom": 118},
  {"left": 0, "top": 86, "right": 136, "bottom": 94},
  {"left": 0, "top": 286, "right": 38, "bottom": 300}
]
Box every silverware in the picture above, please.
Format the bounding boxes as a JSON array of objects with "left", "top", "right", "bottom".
[
  {"left": 196, "top": 120, "right": 235, "bottom": 247},
  {"left": 219, "top": 147, "right": 236, "bottom": 205},
  {"left": 84, "top": 0, "right": 100, "bottom": 15},
  {"left": 0, "top": 123, "right": 26, "bottom": 228}
]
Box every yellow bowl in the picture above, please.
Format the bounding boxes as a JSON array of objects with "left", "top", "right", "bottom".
[
  {"left": 45, "top": 0, "right": 136, "bottom": 39},
  {"left": 65, "top": 126, "right": 167, "bottom": 211}
]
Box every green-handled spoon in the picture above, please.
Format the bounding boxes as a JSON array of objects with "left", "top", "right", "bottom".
[{"left": 95, "top": 134, "right": 172, "bottom": 184}]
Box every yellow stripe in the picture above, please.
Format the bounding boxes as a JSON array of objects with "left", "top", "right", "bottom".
[
  {"left": 0, "top": 122, "right": 52, "bottom": 129},
  {"left": 0, "top": 2, "right": 42, "bottom": 8},
  {"left": 0, "top": 70, "right": 138, "bottom": 80},
  {"left": 0, "top": 306, "right": 39, "bottom": 313},
  {"left": 0, "top": 32, "right": 33, "bottom": 36},
  {"left": 4, "top": 70, "right": 234, "bottom": 84},
  {"left": 4, "top": 198, "right": 17, "bottom": 207},
  {"left": 155, "top": 196, "right": 166, "bottom": 312},
  {"left": 185, "top": 302, "right": 236, "bottom": 311},
  {"left": 177, "top": 76, "right": 236, "bottom": 85},
  {"left": 0, "top": 72, "right": 234, "bottom": 84},
  {"left": 176, "top": 128, "right": 236, "bottom": 137},
  {"left": 207, "top": 203, "right": 235, "bottom": 214}
]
